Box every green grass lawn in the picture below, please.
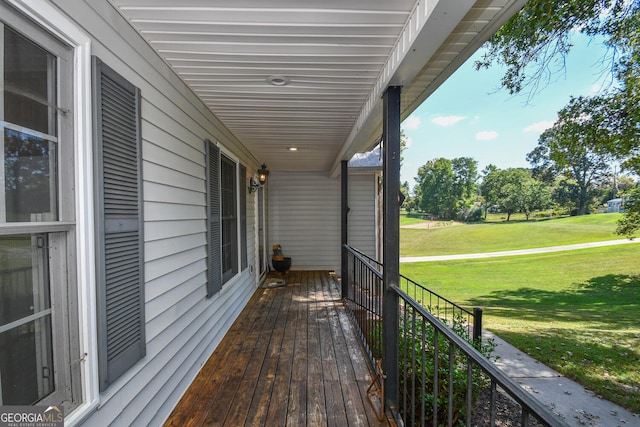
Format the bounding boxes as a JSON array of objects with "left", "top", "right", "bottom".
[
  {"left": 400, "top": 213, "right": 624, "bottom": 256},
  {"left": 400, "top": 244, "right": 640, "bottom": 413},
  {"left": 400, "top": 215, "right": 431, "bottom": 226}
]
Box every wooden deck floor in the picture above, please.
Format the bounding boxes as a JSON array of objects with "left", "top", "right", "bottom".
[{"left": 164, "top": 270, "right": 390, "bottom": 427}]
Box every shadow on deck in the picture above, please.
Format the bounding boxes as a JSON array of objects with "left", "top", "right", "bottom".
[{"left": 164, "top": 270, "right": 390, "bottom": 427}]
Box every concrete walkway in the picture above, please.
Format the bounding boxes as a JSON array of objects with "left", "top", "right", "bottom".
[
  {"left": 400, "top": 239, "right": 640, "bottom": 263},
  {"left": 486, "top": 331, "right": 639, "bottom": 427}
]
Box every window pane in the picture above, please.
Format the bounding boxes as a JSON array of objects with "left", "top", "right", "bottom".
[
  {"left": 3, "top": 26, "right": 56, "bottom": 135},
  {"left": 220, "top": 156, "right": 237, "bottom": 281},
  {"left": 4, "top": 128, "right": 57, "bottom": 222},
  {"left": 0, "top": 317, "right": 54, "bottom": 404},
  {"left": 0, "top": 234, "right": 54, "bottom": 404},
  {"left": 221, "top": 158, "right": 235, "bottom": 218}
]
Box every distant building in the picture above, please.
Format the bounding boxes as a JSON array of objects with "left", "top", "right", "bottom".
[{"left": 607, "top": 198, "right": 625, "bottom": 213}]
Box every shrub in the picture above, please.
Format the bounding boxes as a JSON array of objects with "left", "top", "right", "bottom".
[
  {"left": 397, "top": 313, "right": 496, "bottom": 426},
  {"left": 456, "top": 205, "right": 483, "bottom": 222}
]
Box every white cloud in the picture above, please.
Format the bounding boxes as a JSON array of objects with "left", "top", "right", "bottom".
[
  {"left": 476, "top": 131, "right": 498, "bottom": 141},
  {"left": 523, "top": 120, "right": 555, "bottom": 133},
  {"left": 404, "top": 136, "right": 412, "bottom": 148},
  {"left": 402, "top": 115, "right": 422, "bottom": 130},
  {"left": 431, "top": 115, "right": 466, "bottom": 127}
]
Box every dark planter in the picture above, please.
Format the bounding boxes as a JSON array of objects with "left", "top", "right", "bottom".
[{"left": 272, "top": 257, "right": 291, "bottom": 273}]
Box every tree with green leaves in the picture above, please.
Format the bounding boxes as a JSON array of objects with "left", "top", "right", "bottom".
[
  {"left": 496, "top": 170, "right": 526, "bottom": 221},
  {"left": 475, "top": 0, "right": 638, "bottom": 101},
  {"left": 415, "top": 157, "right": 478, "bottom": 220},
  {"left": 478, "top": 0, "right": 639, "bottom": 227},
  {"left": 503, "top": 169, "right": 549, "bottom": 221},
  {"left": 481, "top": 167, "right": 552, "bottom": 220},
  {"left": 416, "top": 158, "right": 456, "bottom": 219},
  {"left": 400, "top": 180, "right": 416, "bottom": 212},
  {"left": 519, "top": 177, "right": 553, "bottom": 220},
  {"left": 616, "top": 187, "right": 640, "bottom": 238},
  {"left": 452, "top": 157, "right": 478, "bottom": 202},
  {"left": 480, "top": 164, "right": 501, "bottom": 218},
  {"left": 527, "top": 96, "right": 615, "bottom": 215}
]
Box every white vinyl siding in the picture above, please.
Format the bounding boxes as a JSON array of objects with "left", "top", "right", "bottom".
[
  {"left": 348, "top": 172, "right": 378, "bottom": 259},
  {"left": 268, "top": 171, "right": 341, "bottom": 271},
  {"left": 267, "top": 171, "right": 378, "bottom": 271}
]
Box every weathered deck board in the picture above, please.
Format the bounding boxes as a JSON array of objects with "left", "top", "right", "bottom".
[{"left": 164, "top": 271, "right": 390, "bottom": 427}]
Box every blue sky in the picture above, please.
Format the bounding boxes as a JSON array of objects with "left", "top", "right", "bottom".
[{"left": 400, "top": 33, "right": 613, "bottom": 188}]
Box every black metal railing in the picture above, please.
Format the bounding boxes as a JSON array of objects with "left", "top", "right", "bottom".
[
  {"left": 344, "top": 246, "right": 384, "bottom": 369},
  {"left": 400, "top": 274, "right": 482, "bottom": 342},
  {"left": 342, "top": 244, "right": 569, "bottom": 427},
  {"left": 394, "top": 285, "right": 568, "bottom": 427},
  {"left": 345, "top": 245, "right": 481, "bottom": 344}
]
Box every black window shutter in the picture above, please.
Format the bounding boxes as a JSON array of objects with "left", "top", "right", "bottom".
[
  {"left": 240, "top": 164, "right": 248, "bottom": 270},
  {"left": 206, "top": 140, "right": 222, "bottom": 296},
  {"left": 93, "top": 57, "right": 145, "bottom": 391}
]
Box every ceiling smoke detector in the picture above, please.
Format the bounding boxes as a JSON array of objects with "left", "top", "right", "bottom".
[{"left": 266, "top": 75, "right": 290, "bottom": 86}]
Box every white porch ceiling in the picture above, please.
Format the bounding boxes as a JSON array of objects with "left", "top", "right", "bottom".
[{"left": 110, "top": 0, "right": 526, "bottom": 175}]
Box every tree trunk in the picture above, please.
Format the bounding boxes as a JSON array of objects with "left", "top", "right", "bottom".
[{"left": 578, "top": 185, "right": 588, "bottom": 215}]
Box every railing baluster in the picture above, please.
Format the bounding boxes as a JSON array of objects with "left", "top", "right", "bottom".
[
  {"left": 421, "top": 316, "right": 427, "bottom": 427},
  {"left": 402, "top": 300, "right": 409, "bottom": 419},
  {"left": 448, "top": 343, "right": 454, "bottom": 427},
  {"left": 466, "top": 359, "right": 473, "bottom": 427},
  {"left": 490, "top": 380, "right": 497, "bottom": 427},
  {"left": 433, "top": 329, "right": 439, "bottom": 427},
  {"left": 342, "top": 245, "right": 569, "bottom": 427},
  {"left": 411, "top": 308, "right": 417, "bottom": 424}
]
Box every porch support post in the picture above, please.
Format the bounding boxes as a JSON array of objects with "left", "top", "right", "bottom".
[
  {"left": 382, "top": 85, "right": 401, "bottom": 413},
  {"left": 341, "top": 159, "right": 349, "bottom": 299}
]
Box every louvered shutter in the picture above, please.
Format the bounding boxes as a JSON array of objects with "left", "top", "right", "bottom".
[
  {"left": 206, "top": 140, "right": 222, "bottom": 296},
  {"left": 93, "top": 57, "right": 145, "bottom": 391},
  {"left": 240, "top": 164, "right": 248, "bottom": 270}
]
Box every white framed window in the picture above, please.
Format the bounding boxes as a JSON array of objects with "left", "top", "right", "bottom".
[
  {"left": 0, "top": 2, "right": 81, "bottom": 411},
  {"left": 206, "top": 142, "right": 247, "bottom": 296}
]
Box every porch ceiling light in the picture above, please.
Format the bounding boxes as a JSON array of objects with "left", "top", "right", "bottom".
[
  {"left": 249, "top": 164, "right": 270, "bottom": 193},
  {"left": 266, "top": 75, "right": 289, "bottom": 86},
  {"left": 287, "top": 147, "right": 298, "bottom": 151}
]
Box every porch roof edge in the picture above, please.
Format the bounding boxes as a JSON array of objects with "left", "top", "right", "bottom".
[{"left": 329, "top": 0, "right": 528, "bottom": 179}]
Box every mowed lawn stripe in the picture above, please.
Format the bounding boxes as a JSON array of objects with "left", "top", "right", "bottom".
[{"left": 400, "top": 213, "right": 624, "bottom": 256}]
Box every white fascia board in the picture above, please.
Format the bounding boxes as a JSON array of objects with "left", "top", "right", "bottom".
[{"left": 330, "top": 0, "right": 475, "bottom": 177}]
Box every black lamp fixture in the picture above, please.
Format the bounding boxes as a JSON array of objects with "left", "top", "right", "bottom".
[
  {"left": 257, "top": 163, "right": 269, "bottom": 185},
  {"left": 249, "top": 163, "right": 269, "bottom": 193}
]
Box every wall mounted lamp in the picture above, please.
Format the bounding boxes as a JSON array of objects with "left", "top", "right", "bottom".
[{"left": 249, "top": 164, "right": 269, "bottom": 193}]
